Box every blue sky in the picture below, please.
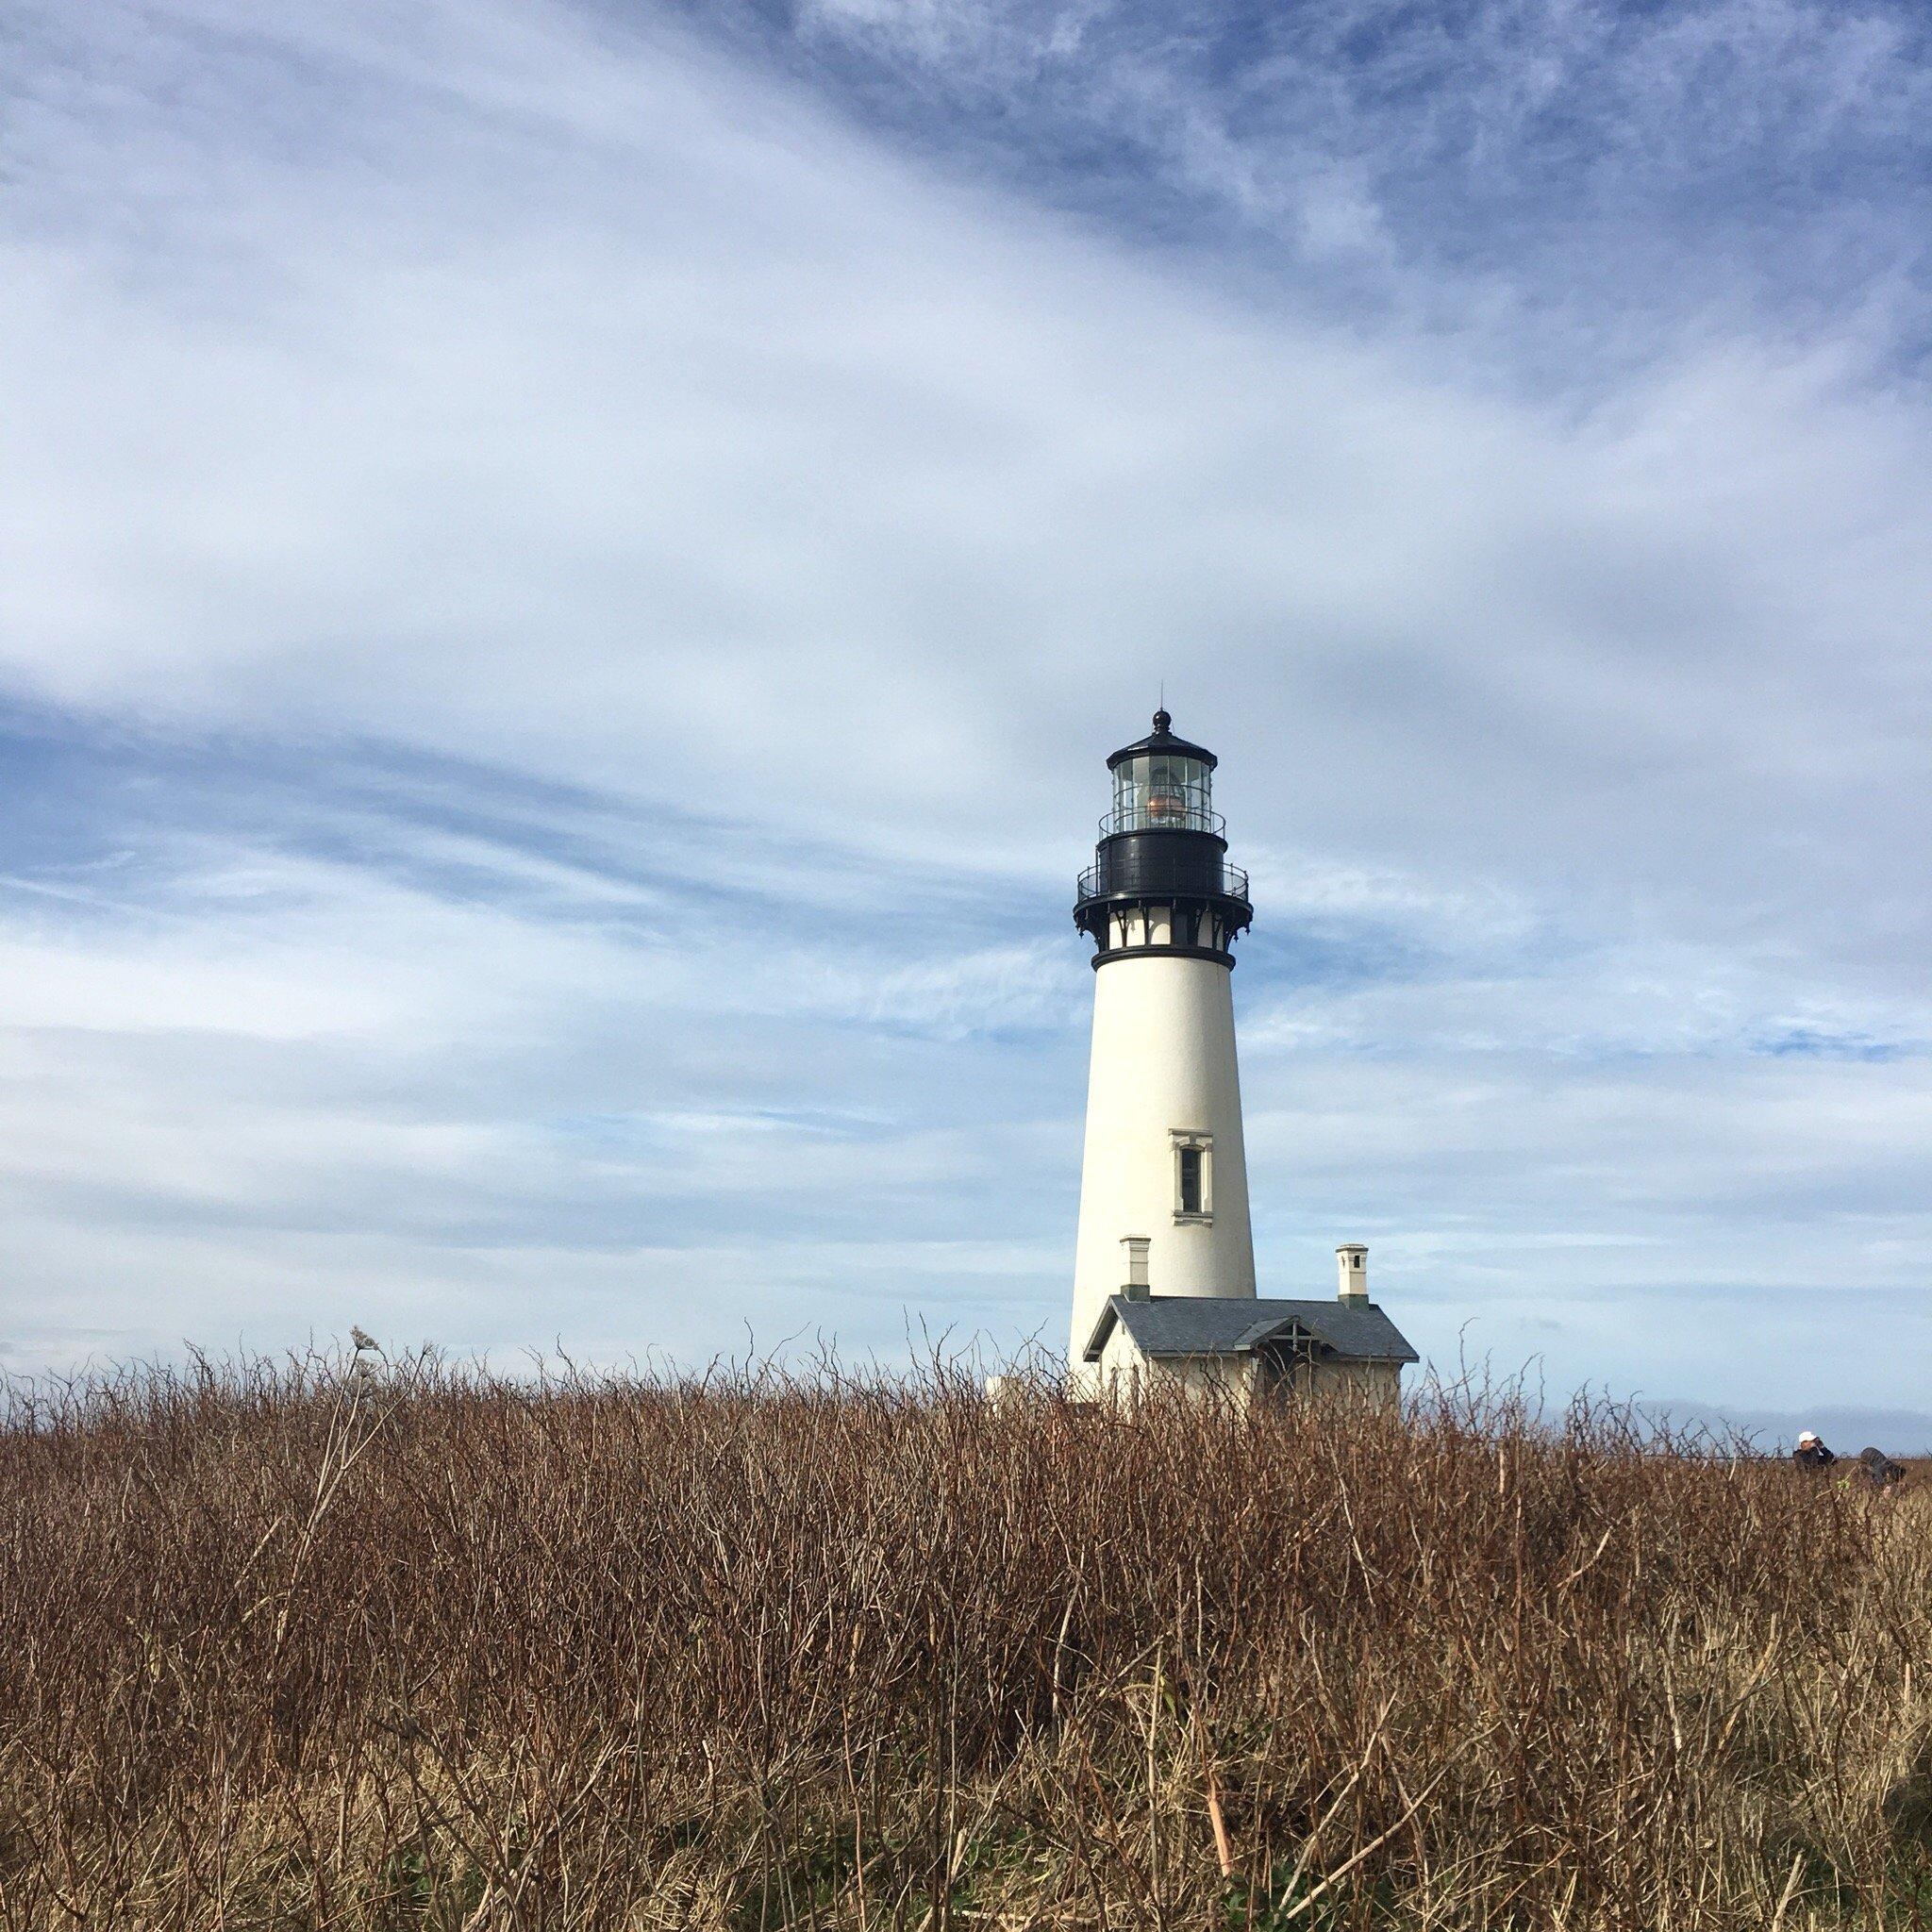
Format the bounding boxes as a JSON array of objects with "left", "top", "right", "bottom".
[{"left": 3, "top": 0, "right": 1930, "bottom": 1445}]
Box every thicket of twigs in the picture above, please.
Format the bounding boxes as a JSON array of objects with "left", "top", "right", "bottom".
[{"left": 2, "top": 1348, "right": 1928, "bottom": 1931}]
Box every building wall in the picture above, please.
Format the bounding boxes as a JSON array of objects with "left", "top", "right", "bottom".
[
  {"left": 1095, "top": 1329, "right": 1257, "bottom": 1408},
  {"left": 1092, "top": 1328, "right": 1403, "bottom": 1412},
  {"left": 1303, "top": 1358, "right": 1404, "bottom": 1407},
  {"left": 1070, "top": 953, "right": 1257, "bottom": 1374}
]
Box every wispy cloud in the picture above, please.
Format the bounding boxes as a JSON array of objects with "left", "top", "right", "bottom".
[{"left": 777, "top": 0, "right": 1932, "bottom": 370}]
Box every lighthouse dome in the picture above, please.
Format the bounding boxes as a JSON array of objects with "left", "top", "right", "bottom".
[{"left": 1105, "top": 708, "right": 1218, "bottom": 772}]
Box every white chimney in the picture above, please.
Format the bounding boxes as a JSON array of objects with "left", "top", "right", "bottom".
[{"left": 1336, "top": 1243, "right": 1368, "bottom": 1301}]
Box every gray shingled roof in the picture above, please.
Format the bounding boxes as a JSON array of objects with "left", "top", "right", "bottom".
[{"left": 1083, "top": 1294, "right": 1420, "bottom": 1365}]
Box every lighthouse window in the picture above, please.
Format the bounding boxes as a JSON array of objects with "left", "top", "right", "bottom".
[
  {"left": 1171, "top": 1137, "right": 1212, "bottom": 1221},
  {"left": 1171, "top": 1133, "right": 1212, "bottom": 1221}
]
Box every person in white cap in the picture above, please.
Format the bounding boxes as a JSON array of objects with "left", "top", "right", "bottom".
[{"left": 1791, "top": 1430, "right": 1837, "bottom": 1473}]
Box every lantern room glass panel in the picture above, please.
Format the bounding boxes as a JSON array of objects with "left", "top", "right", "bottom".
[{"left": 1111, "top": 755, "right": 1213, "bottom": 833}]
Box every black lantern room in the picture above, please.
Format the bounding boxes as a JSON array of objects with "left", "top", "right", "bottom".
[{"left": 1074, "top": 710, "right": 1253, "bottom": 966}]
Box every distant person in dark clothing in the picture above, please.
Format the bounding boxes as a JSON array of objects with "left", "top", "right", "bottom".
[
  {"left": 1791, "top": 1430, "right": 1837, "bottom": 1473},
  {"left": 1856, "top": 1446, "right": 1908, "bottom": 1494}
]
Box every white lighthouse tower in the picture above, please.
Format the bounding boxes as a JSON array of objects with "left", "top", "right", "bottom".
[{"left": 1068, "top": 711, "right": 1257, "bottom": 1377}]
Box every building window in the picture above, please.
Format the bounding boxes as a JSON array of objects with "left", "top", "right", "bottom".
[{"left": 1171, "top": 1133, "right": 1212, "bottom": 1221}]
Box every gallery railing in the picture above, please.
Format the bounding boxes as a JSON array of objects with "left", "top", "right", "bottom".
[{"left": 1076, "top": 855, "right": 1249, "bottom": 906}]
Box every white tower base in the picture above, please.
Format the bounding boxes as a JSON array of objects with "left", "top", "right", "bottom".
[{"left": 1068, "top": 951, "right": 1256, "bottom": 1377}]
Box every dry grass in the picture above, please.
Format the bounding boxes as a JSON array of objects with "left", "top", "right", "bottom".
[{"left": 1, "top": 1348, "right": 1928, "bottom": 1930}]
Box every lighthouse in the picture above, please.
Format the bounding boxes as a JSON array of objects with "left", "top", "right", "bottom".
[
  {"left": 1064, "top": 712, "right": 1421, "bottom": 1405},
  {"left": 1068, "top": 710, "right": 1258, "bottom": 1377}
]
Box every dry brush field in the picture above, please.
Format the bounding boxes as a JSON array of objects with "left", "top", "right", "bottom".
[{"left": 1, "top": 1351, "right": 1929, "bottom": 1930}]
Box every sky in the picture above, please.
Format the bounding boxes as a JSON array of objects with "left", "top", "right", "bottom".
[{"left": 3, "top": 0, "right": 1930, "bottom": 1446}]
